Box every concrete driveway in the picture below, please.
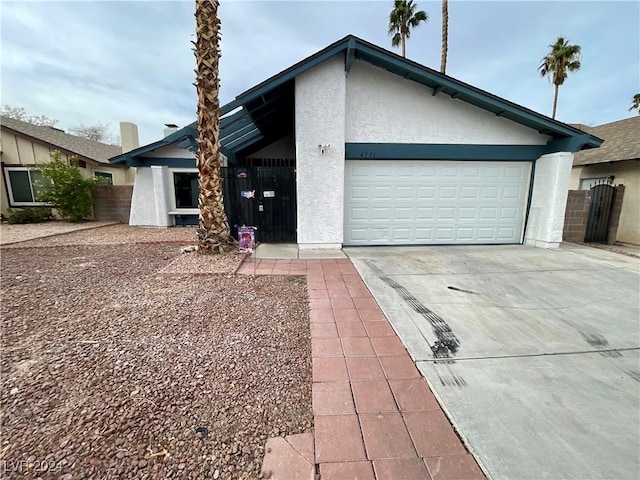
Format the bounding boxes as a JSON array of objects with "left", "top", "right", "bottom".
[{"left": 345, "top": 244, "right": 640, "bottom": 480}]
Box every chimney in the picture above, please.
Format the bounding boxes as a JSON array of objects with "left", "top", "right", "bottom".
[
  {"left": 119, "top": 122, "right": 140, "bottom": 153},
  {"left": 164, "top": 123, "right": 179, "bottom": 137}
]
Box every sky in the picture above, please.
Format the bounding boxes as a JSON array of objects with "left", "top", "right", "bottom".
[{"left": 1, "top": 0, "right": 638, "bottom": 146}]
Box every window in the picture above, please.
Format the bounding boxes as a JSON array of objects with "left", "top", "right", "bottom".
[
  {"left": 173, "top": 172, "right": 199, "bottom": 209},
  {"left": 94, "top": 171, "right": 113, "bottom": 185},
  {"left": 580, "top": 177, "right": 613, "bottom": 190},
  {"left": 3, "top": 167, "right": 49, "bottom": 206}
]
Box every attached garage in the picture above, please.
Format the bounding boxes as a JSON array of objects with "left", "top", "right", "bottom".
[{"left": 344, "top": 160, "right": 531, "bottom": 245}]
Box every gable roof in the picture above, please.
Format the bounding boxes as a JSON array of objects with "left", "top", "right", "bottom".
[
  {"left": 572, "top": 116, "right": 640, "bottom": 166},
  {"left": 111, "top": 34, "right": 602, "bottom": 165},
  {"left": 1, "top": 115, "right": 122, "bottom": 165}
]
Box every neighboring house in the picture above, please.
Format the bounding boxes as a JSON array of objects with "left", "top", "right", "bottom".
[
  {"left": 571, "top": 117, "right": 639, "bottom": 245},
  {"left": 0, "top": 115, "right": 134, "bottom": 216},
  {"left": 110, "top": 35, "right": 602, "bottom": 249}
]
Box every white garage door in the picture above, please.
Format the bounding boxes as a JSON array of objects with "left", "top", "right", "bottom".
[{"left": 344, "top": 160, "right": 531, "bottom": 245}]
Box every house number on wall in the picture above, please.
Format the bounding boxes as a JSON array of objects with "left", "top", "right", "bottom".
[{"left": 359, "top": 152, "right": 376, "bottom": 159}]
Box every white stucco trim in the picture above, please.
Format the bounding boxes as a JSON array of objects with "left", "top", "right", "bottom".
[
  {"left": 129, "top": 166, "right": 173, "bottom": 227},
  {"left": 151, "top": 166, "right": 172, "bottom": 227},
  {"left": 295, "top": 56, "right": 346, "bottom": 248},
  {"left": 524, "top": 152, "right": 574, "bottom": 248},
  {"left": 345, "top": 60, "right": 550, "bottom": 145}
]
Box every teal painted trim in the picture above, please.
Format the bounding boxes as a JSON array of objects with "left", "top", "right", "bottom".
[
  {"left": 350, "top": 38, "right": 603, "bottom": 148},
  {"left": 129, "top": 158, "right": 196, "bottom": 168},
  {"left": 113, "top": 34, "right": 603, "bottom": 166},
  {"left": 543, "top": 134, "right": 594, "bottom": 154},
  {"left": 109, "top": 125, "right": 198, "bottom": 165},
  {"left": 228, "top": 131, "right": 263, "bottom": 151},
  {"left": 220, "top": 108, "right": 247, "bottom": 128},
  {"left": 219, "top": 40, "right": 348, "bottom": 116},
  {"left": 345, "top": 38, "right": 356, "bottom": 73},
  {"left": 222, "top": 122, "right": 258, "bottom": 146},
  {"left": 345, "top": 143, "right": 545, "bottom": 161}
]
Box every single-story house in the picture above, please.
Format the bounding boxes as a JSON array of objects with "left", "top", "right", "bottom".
[
  {"left": 110, "top": 35, "right": 602, "bottom": 249},
  {"left": 570, "top": 117, "right": 639, "bottom": 245},
  {"left": 0, "top": 115, "right": 135, "bottom": 216}
]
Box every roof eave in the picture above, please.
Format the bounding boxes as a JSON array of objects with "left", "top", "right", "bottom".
[{"left": 2, "top": 126, "right": 125, "bottom": 167}]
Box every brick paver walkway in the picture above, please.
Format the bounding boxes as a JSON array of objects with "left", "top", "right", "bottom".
[{"left": 238, "top": 257, "right": 485, "bottom": 480}]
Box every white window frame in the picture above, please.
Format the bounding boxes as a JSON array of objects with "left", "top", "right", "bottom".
[
  {"left": 3, "top": 166, "right": 49, "bottom": 207},
  {"left": 169, "top": 168, "right": 199, "bottom": 214}
]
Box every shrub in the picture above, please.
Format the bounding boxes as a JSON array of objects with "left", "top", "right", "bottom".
[
  {"left": 6, "top": 208, "right": 53, "bottom": 224},
  {"left": 35, "top": 151, "right": 104, "bottom": 222}
]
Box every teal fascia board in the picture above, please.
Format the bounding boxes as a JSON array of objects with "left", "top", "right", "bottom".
[
  {"left": 220, "top": 108, "right": 247, "bottom": 128},
  {"left": 345, "top": 143, "right": 545, "bottom": 161},
  {"left": 129, "top": 157, "right": 196, "bottom": 168},
  {"left": 109, "top": 125, "right": 198, "bottom": 165},
  {"left": 542, "top": 134, "right": 595, "bottom": 154},
  {"left": 225, "top": 129, "right": 263, "bottom": 151},
  {"left": 111, "top": 34, "right": 603, "bottom": 167},
  {"left": 232, "top": 132, "right": 265, "bottom": 152},
  {"left": 219, "top": 41, "right": 348, "bottom": 116}
]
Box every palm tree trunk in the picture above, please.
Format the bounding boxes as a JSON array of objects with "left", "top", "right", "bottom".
[
  {"left": 552, "top": 83, "right": 559, "bottom": 119},
  {"left": 194, "top": 0, "right": 233, "bottom": 254},
  {"left": 401, "top": 34, "right": 406, "bottom": 57},
  {"left": 440, "top": 0, "right": 448, "bottom": 73}
]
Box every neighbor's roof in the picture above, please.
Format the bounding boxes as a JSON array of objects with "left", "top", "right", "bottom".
[
  {"left": 573, "top": 116, "right": 640, "bottom": 166},
  {"left": 1, "top": 115, "right": 122, "bottom": 165},
  {"left": 111, "top": 34, "right": 602, "bottom": 166}
]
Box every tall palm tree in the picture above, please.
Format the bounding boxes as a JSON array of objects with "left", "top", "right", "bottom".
[
  {"left": 194, "top": 0, "right": 233, "bottom": 253},
  {"left": 629, "top": 94, "right": 640, "bottom": 114},
  {"left": 440, "top": 0, "right": 448, "bottom": 73},
  {"left": 388, "top": 0, "right": 428, "bottom": 58},
  {"left": 538, "top": 36, "right": 582, "bottom": 120}
]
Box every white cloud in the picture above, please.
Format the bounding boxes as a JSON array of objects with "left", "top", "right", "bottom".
[{"left": 1, "top": 0, "right": 638, "bottom": 147}]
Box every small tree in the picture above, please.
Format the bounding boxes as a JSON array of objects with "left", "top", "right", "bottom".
[
  {"left": 1, "top": 105, "right": 58, "bottom": 127},
  {"left": 70, "top": 122, "right": 120, "bottom": 145},
  {"left": 35, "top": 151, "right": 103, "bottom": 222}
]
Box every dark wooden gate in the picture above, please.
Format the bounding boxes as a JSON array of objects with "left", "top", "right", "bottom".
[
  {"left": 222, "top": 166, "right": 296, "bottom": 243},
  {"left": 585, "top": 183, "right": 616, "bottom": 243}
]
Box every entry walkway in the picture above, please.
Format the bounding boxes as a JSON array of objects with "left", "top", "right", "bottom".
[{"left": 237, "top": 255, "right": 485, "bottom": 480}]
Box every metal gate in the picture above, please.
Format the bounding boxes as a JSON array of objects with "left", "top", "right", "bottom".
[
  {"left": 222, "top": 166, "right": 296, "bottom": 243},
  {"left": 585, "top": 182, "right": 616, "bottom": 243}
]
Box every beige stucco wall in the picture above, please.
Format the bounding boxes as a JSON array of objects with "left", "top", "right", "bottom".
[
  {"left": 570, "top": 161, "right": 640, "bottom": 245},
  {"left": 0, "top": 130, "right": 130, "bottom": 215}
]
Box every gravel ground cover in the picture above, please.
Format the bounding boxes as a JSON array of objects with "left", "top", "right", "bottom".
[
  {"left": 0, "top": 222, "right": 117, "bottom": 246},
  {"left": 0, "top": 238, "right": 312, "bottom": 479},
  {"left": 1, "top": 224, "right": 198, "bottom": 248}
]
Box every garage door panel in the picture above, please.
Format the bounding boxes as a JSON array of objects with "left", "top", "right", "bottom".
[{"left": 344, "top": 160, "right": 530, "bottom": 245}]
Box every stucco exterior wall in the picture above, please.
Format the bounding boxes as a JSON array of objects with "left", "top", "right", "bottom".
[
  {"left": 571, "top": 161, "right": 639, "bottom": 245},
  {"left": 88, "top": 165, "right": 132, "bottom": 185},
  {"left": 247, "top": 134, "right": 295, "bottom": 159},
  {"left": 345, "top": 60, "right": 550, "bottom": 146},
  {"left": 141, "top": 144, "right": 196, "bottom": 159},
  {"left": 295, "top": 56, "right": 346, "bottom": 249},
  {"left": 525, "top": 152, "right": 574, "bottom": 248},
  {"left": 129, "top": 166, "right": 175, "bottom": 226},
  {"left": 569, "top": 166, "right": 583, "bottom": 189}
]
